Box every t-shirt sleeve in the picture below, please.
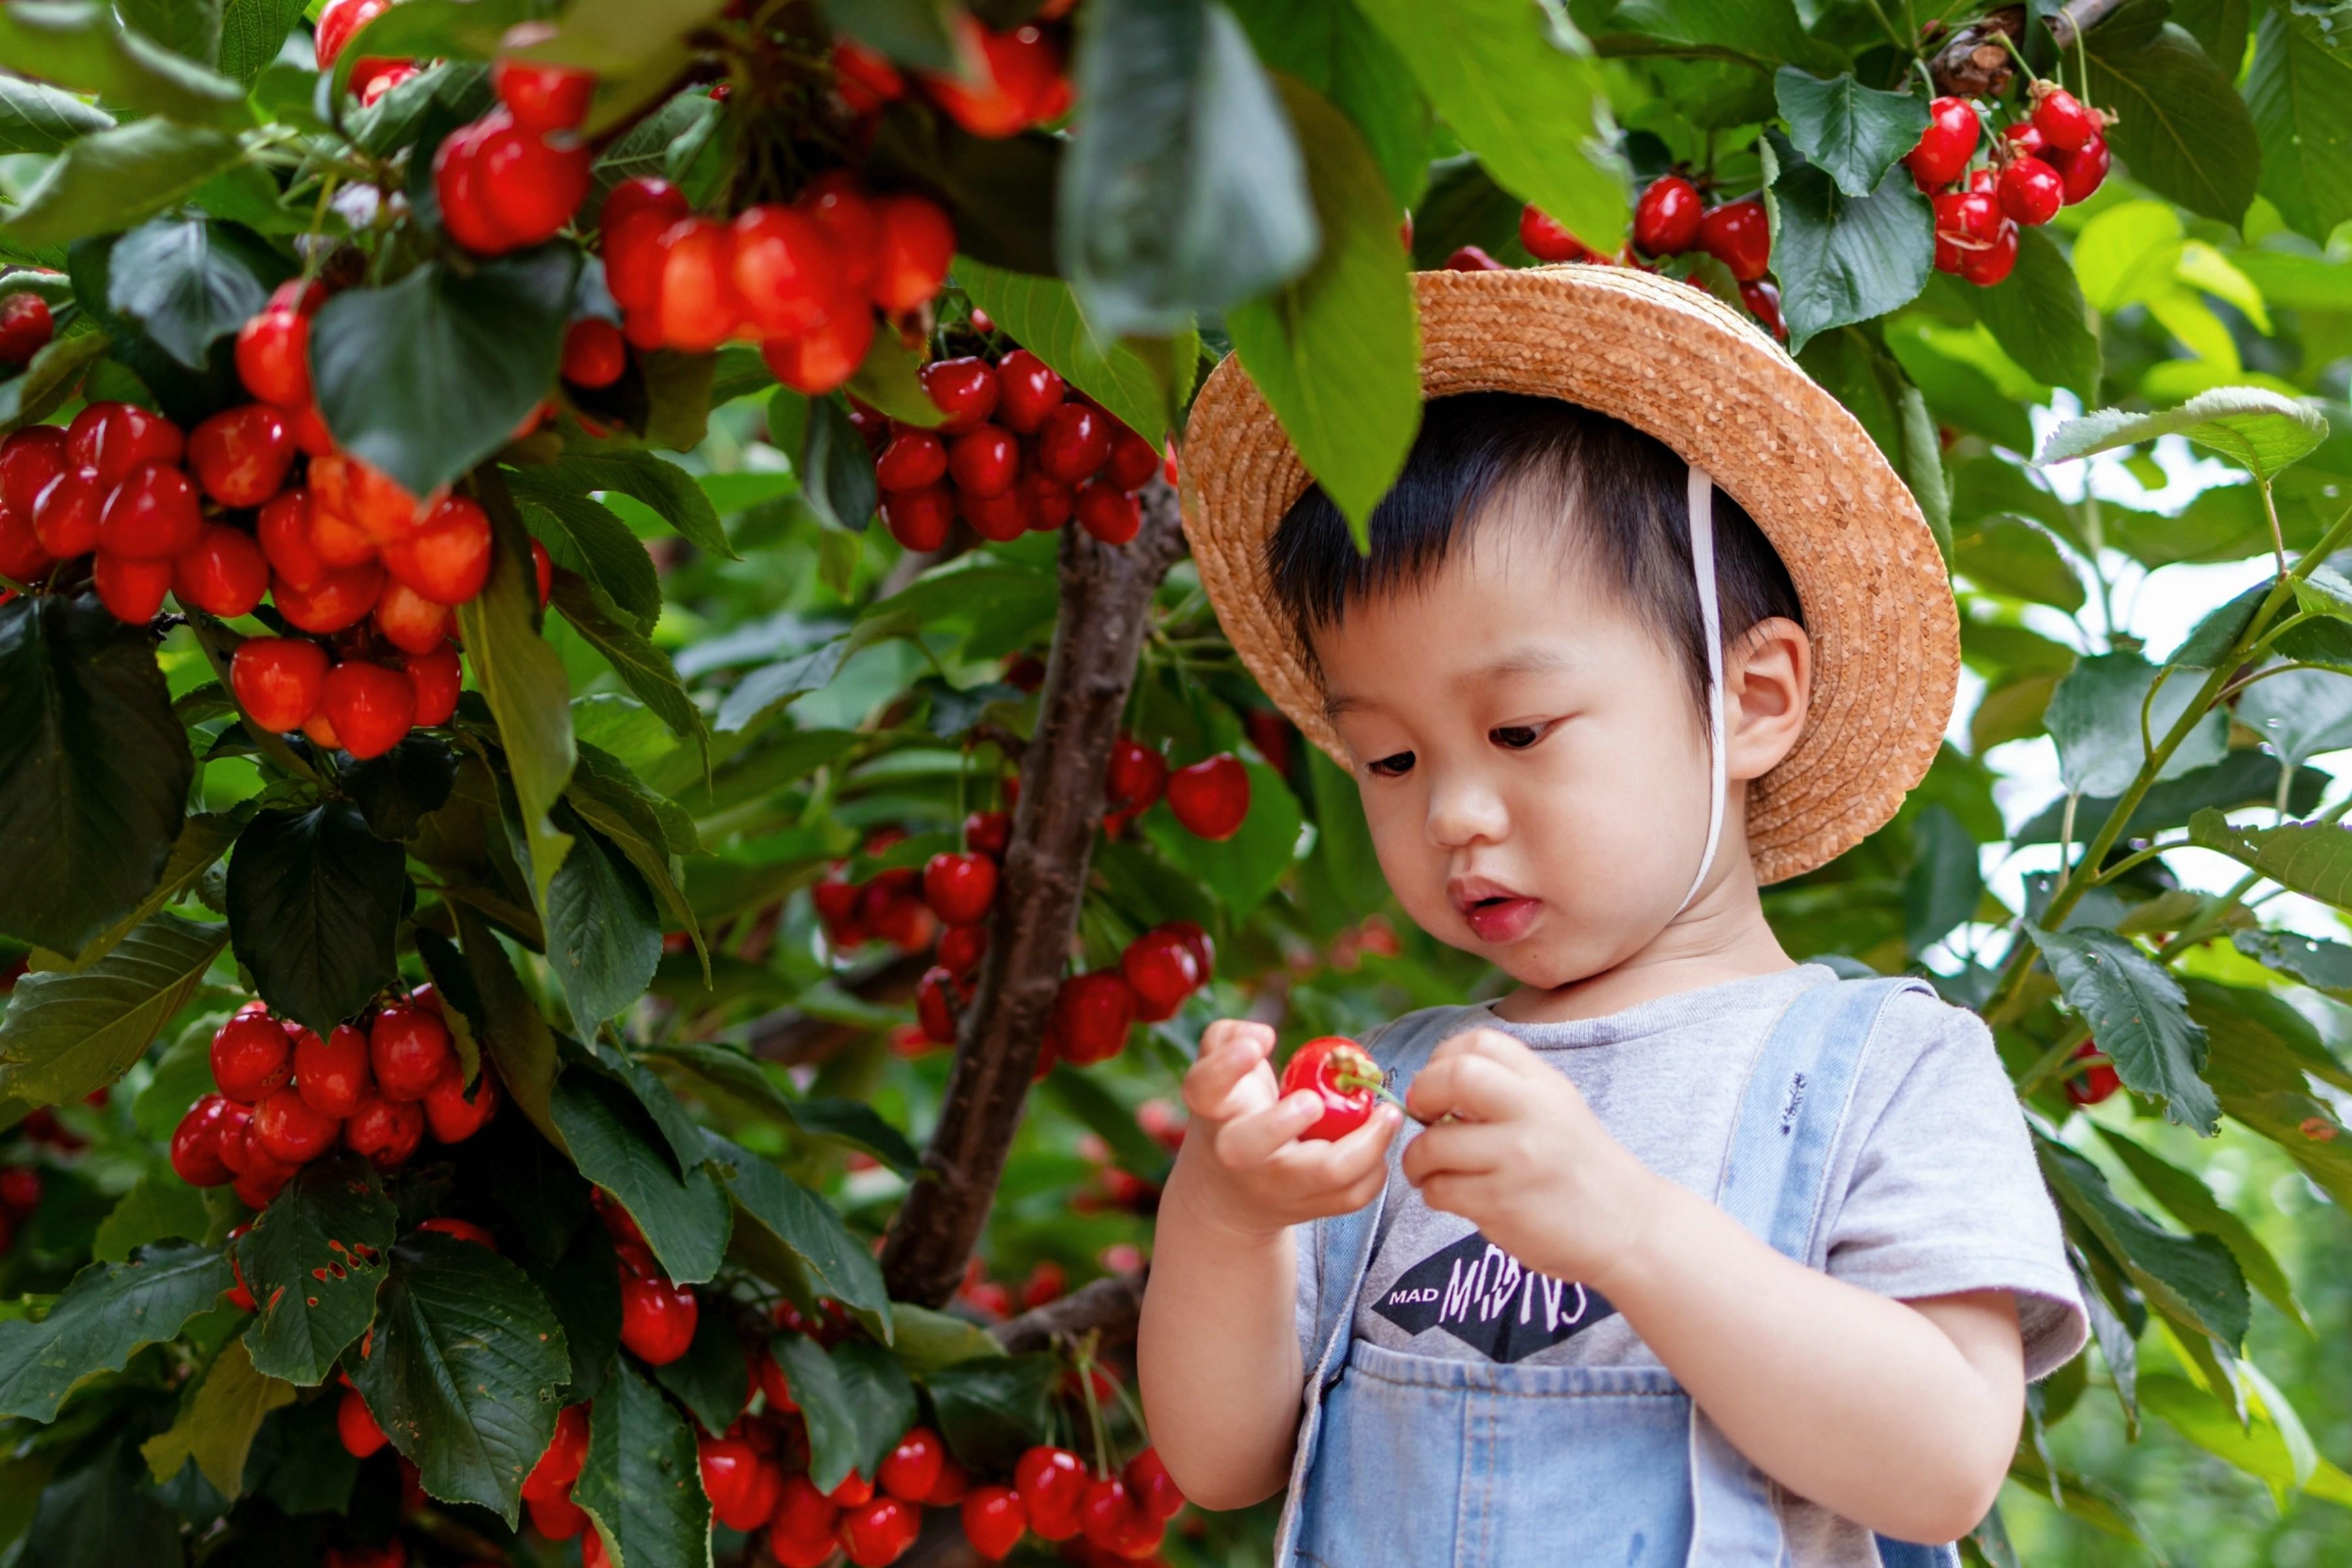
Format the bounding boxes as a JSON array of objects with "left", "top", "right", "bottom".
[
  {"left": 1823, "top": 993, "right": 2089, "bottom": 1382},
  {"left": 1294, "top": 1211, "right": 1321, "bottom": 1375}
]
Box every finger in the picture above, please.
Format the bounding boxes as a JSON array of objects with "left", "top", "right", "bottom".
[
  {"left": 1183, "top": 1023, "right": 1277, "bottom": 1120},
  {"left": 1213, "top": 1091, "right": 1330, "bottom": 1168},
  {"left": 1277, "top": 1103, "right": 1401, "bottom": 1191},
  {"left": 1400, "top": 1119, "right": 1503, "bottom": 1187},
  {"left": 1417, "top": 1171, "right": 1481, "bottom": 1219},
  {"left": 1427, "top": 1026, "right": 1542, "bottom": 1075},
  {"left": 1405, "top": 1050, "right": 1531, "bottom": 1124}
]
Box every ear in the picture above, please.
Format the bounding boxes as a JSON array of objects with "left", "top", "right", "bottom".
[{"left": 1723, "top": 616, "right": 1811, "bottom": 783}]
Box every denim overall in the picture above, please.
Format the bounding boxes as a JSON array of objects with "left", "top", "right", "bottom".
[{"left": 1277, "top": 977, "right": 1965, "bottom": 1568}]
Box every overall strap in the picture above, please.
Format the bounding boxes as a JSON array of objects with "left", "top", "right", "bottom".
[{"left": 1687, "top": 975, "right": 1933, "bottom": 1568}]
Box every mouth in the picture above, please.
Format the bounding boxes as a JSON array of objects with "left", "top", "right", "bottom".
[{"left": 1450, "top": 877, "right": 1541, "bottom": 944}]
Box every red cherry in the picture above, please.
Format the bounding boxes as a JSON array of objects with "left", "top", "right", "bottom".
[
  {"left": 188, "top": 404, "right": 295, "bottom": 508},
  {"left": 1518, "top": 204, "right": 1590, "bottom": 262},
  {"left": 1080, "top": 1475, "right": 1162, "bottom": 1558},
  {"left": 1442, "top": 243, "right": 1508, "bottom": 272},
  {"left": 921, "top": 356, "right": 999, "bottom": 434},
  {"left": 338, "top": 1387, "right": 388, "bottom": 1458},
  {"left": 344, "top": 1095, "right": 423, "bottom": 1169},
  {"left": 373, "top": 578, "right": 455, "bottom": 655},
  {"left": 274, "top": 561, "right": 385, "bottom": 634},
  {"left": 67, "top": 402, "right": 182, "bottom": 489},
  {"left": 937, "top": 921, "right": 987, "bottom": 977},
  {"left": 992, "top": 350, "right": 1065, "bottom": 434},
  {"left": 170, "top": 1094, "right": 238, "bottom": 1186},
  {"left": 529, "top": 536, "right": 553, "bottom": 608},
  {"left": 1633, "top": 174, "right": 1704, "bottom": 256},
  {"left": 231, "top": 637, "right": 329, "bottom": 733},
  {"left": 949, "top": 425, "right": 1021, "bottom": 497},
  {"left": 1933, "top": 189, "right": 2003, "bottom": 248},
  {"left": 1036, "top": 403, "right": 1109, "bottom": 483},
  {"left": 1124, "top": 1446, "right": 1185, "bottom": 1521},
  {"left": 839, "top": 1495, "right": 920, "bottom": 1567},
  {"left": 1023, "top": 471, "right": 1075, "bottom": 532},
  {"left": 237, "top": 308, "right": 312, "bottom": 407},
  {"left": 560, "top": 318, "right": 627, "bottom": 387},
  {"left": 1999, "top": 122, "right": 2046, "bottom": 159},
  {"left": 314, "top": 0, "right": 389, "bottom": 67},
  {"left": 1167, "top": 751, "right": 1250, "bottom": 840},
  {"left": 870, "top": 195, "right": 955, "bottom": 313},
  {"left": 881, "top": 483, "right": 955, "bottom": 551},
  {"left": 923, "top": 18, "right": 1065, "bottom": 137},
  {"left": 1279, "top": 1036, "right": 1382, "bottom": 1140},
  {"left": 1959, "top": 220, "right": 2019, "bottom": 286},
  {"left": 878, "top": 1426, "right": 945, "bottom": 1504},
  {"left": 255, "top": 490, "right": 325, "bottom": 589},
  {"left": 523, "top": 1403, "right": 591, "bottom": 1501},
  {"left": 961, "top": 1484, "right": 1026, "bottom": 1560},
  {"left": 297, "top": 1023, "right": 372, "bottom": 1119},
  {"left": 491, "top": 23, "right": 593, "bottom": 132},
  {"left": 1697, "top": 199, "right": 1770, "bottom": 282},
  {"left": 405, "top": 645, "right": 461, "bottom": 726},
  {"left": 601, "top": 178, "right": 691, "bottom": 312},
  {"left": 1997, "top": 156, "right": 2063, "bottom": 226},
  {"left": 230, "top": 1133, "right": 297, "bottom": 1209},
  {"left": 1052, "top": 972, "right": 1137, "bottom": 1066},
  {"left": 1103, "top": 736, "right": 1167, "bottom": 814},
  {"left": 964, "top": 809, "right": 1012, "bottom": 858},
  {"left": 0, "top": 425, "right": 68, "bottom": 522},
  {"left": 2031, "top": 85, "right": 2100, "bottom": 151},
  {"left": 1073, "top": 482, "right": 1139, "bottom": 545},
  {"left": 321, "top": 661, "right": 416, "bottom": 759},
  {"left": 759, "top": 305, "right": 874, "bottom": 395},
  {"left": 1740, "top": 279, "right": 1786, "bottom": 339},
  {"left": 698, "top": 1431, "right": 762, "bottom": 1529},
  {"left": 875, "top": 429, "right": 948, "bottom": 493},
  {"left": 253, "top": 1085, "right": 341, "bottom": 1164},
  {"left": 618, "top": 1273, "right": 698, "bottom": 1365},
  {"left": 1014, "top": 1446, "right": 1087, "bottom": 1541},
  {"left": 732, "top": 204, "right": 846, "bottom": 338},
  {"left": 834, "top": 39, "right": 906, "bottom": 113},
  {"left": 770, "top": 1476, "right": 841, "bottom": 1567},
  {"left": 475, "top": 110, "right": 592, "bottom": 247},
  {"left": 1102, "top": 428, "right": 1158, "bottom": 492},
  {"left": 370, "top": 1005, "right": 452, "bottom": 1100},
  {"left": 90, "top": 552, "right": 171, "bottom": 623},
  {"left": 29, "top": 467, "right": 102, "bottom": 559},
  {"left": 422, "top": 1064, "right": 499, "bottom": 1143},
  {"left": 415, "top": 1216, "right": 496, "bottom": 1251},
  {"left": 309, "top": 451, "right": 423, "bottom": 546},
  {"left": 1122, "top": 927, "right": 1201, "bottom": 1022},
  {"left": 916, "top": 966, "right": 961, "bottom": 1045},
  {"left": 380, "top": 495, "right": 491, "bottom": 604},
  {"left": 800, "top": 174, "right": 881, "bottom": 295},
  {"left": 923, "top": 851, "right": 998, "bottom": 925},
  {"left": 173, "top": 525, "right": 270, "bottom": 617},
  {"left": 527, "top": 1488, "right": 589, "bottom": 1541},
  {"left": 652, "top": 216, "right": 740, "bottom": 351},
  {"left": 2046, "top": 132, "right": 2110, "bottom": 204},
  {"left": 0, "top": 292, "right": 54, "bottom": 364},
  {"left": 1906, "top": 96, "right": 1980, "bottom": 189},
  {"left": 213, "top": 1013, "right": 292, "bottom": 1102},
  {"left": 95, "top": 463, "right": 201, "bottom": 559},
  {"left": 959, "top": 484, "right": 1030, "bottom": 542},
  {"left": 2064, "top": 1039, "right": 2120, "bottom": 1106}
]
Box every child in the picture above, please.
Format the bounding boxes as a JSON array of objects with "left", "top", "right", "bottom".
[{"left": 1139, "top": 267, "right": 2087, "bottom": 1567}]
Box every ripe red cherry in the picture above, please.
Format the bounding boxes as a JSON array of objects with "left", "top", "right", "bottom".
[
  {"left": 992, "top": 350, "right": 1065, "bottom": 433},
  {"left": 923, "top": 851, "right": 999, "bottom": 926},
  {"left": 2064, "top": 1039, "right": 2119, "bottom": 1106},
  {"left": 834, "top": 39, "right": 906, "bottom": 113},
  {"left": 475, "top": 110, "right": 592, "bottom": 246},
  {"left": 1633, "top": 174, "right": 1703, "bottom": 256},
  {"left": 1518, "top": 204, "right": 1590, "bottom": 262},
  {"left": 213, "top": 1013, "right": 293, "bottom": 1102},
  {"left": 1073, "top": 481, "right": 1139, "bottom": 545},
  {"left": 938, "top": 921, "right": 987, "bottom": 979},
  {"left": 171, "top": 1094, "right": 238, "bottom": 1186},
  {"left": 1080, "top": 1475, "right": 1162, "bottom": 1558},
  {"left": 373, "top": 578, "right": 455, "bottom": 655},
  {"left": 769, "top": 1475, "right": 841, "bottom": 1567},
  {"left": 961, "top": 1484, "right": 1027, "bottom": 1560},
  {"left": 1122, "top": 928, "right": 1201, "bottom": 1022},
  {"left": 881, "top": 483, "right": 955, "bottom": 552},
  {"left": 1959, "top": 220, "right": 2019, "bottom": 286},
  {"left": 275, "top": 561, "right": 385, "bottom": 635},
  {"left": 255, "top": 491, "right": 325, "bottom": 589},
  {"left": 231, "top": 637, "right": 329, "bottom": 733},
  {"left": 370, "top": 1005, "right": 453, "bottom": 1101},
  {"left": 321, "top": 661, "right": 416, "bottom": 759},
  {"left": 924, "top": 18, "right": 1066, "bottom": 135},
  {"left": 1102, "top": 428, "right": 1159, "bottom": 493},
  {"left": 188, "top": 404, "right": 295, "bottom": 507},
  {"left": 381, "top": 495, "right": 491, "bottom": 604},
  {"left": 916, "top": 966, "right": 960, "bottom": 1045},
  {"left": 297, "top": 1023, "right": 373, "bottom": 1119},
  {"left": 1014, "top": 1446, "right": 1088, "bottom": 1541},
  {"left": 949, "top": 425, "right": 1020, "bottom": 497},
  {"left": 870, "top": 195, "right": 955, "bottom": 313},
  {"left": 1933, "top": 189, "right": 2002, "bottom": 247},
  {"left": 1017, "top": 471, "right": 1070, "bottom": 532},
  {"left": 698, "top": 1431, "right": 763, "bottom": 1529},
  {"left": 1036, "top": 403, "right": 1110, "bottom": 483},
  {"left": 921, "top": 356, "right": 999, "bottom": 433},
  {"left": 1740, "top": 279, "right": 1786, "bottom": 339},
  {"left": 422, "top": 1064, "right": 499, "bottom": 1143},
  {"left": 523, "top": 1403, "right": 591, "bottom": 1501},
  {"left": 965, "top": 809, "right": 1011, "bottom": 858},
  {"left": 878, "top": 1426, "right": 945, "bottom": 1504},
  {"left": 0, "top": 425, "right": 69, "bottom": 521},
  {"left": 0, "top": 292, "right": 53, "bottom": 364},
  {"left": 602, "top": 178, "right": 691, "bottom": 312},
  {"left": 528, "top": 1489, "right": 589, "bottom": 1541},
  {"left": 560, "top": 318, "right": 627, "bottom": 387},
  {"left": 25, "top": 467, "right": 97, "bottom": 559},
  {"left": 839, "top": 1495, "right": 920, "bottom": 1567},
  {"left": 418, "top": 1215, "right": 497, "bottom": 1249},
  {"left": 314, "top": 0, "right": 389, "bottom": 67},
  {"left": 1124, "top": 1446, "right": 1184, "bottom": 1521},
  {"left": 653, "top": 217, "right": 741, "bottom": 351},
  {"left": 174, "top": 525, "right": 271, "bottom": 617},
  {"left": 2031, "top": 85, "right": 2100, "bottom": 151},
  {"left": 68, "top": 402, "right": 183, "bottom": 489},
  {"left": 1168, "top": 751, "right": 1249, "bottom": 840},
  {"left": 876, "top": 429, "right": 948, "bottom": 492},
  {"left": 618, "top": 1273, "right": 698, "bottom": 1365},
  {"left": 405, "top": 645, "right": 461, "bottom": 726},
  {"left": 1103, "top": 736, "right": 1167, "bottom": 814},
  {"left": 338, "top": 1387, "right": 388, "bottom": 1458},
  {"left": 344, "top": 1094, "right": 423, "bottom": 1169},
  {"left": 491, "top": 23, "right": 593, "bottom": 132},
  {"left": 2046, "top": 132, "right": 2109, "bottom": 204},
  {"left": 91, "top": 552, "right": 172, "bottom": 623},
  {"left": 95, "top": 463, "right": 201, "bottom": 559},
  {"left": 760, "top": 304, "right": 874, "bottom": 395},
  {"left": 959, "top": 484, "right": 1030, "bottom": 542},
  {"left": 800, "top": 173, "right": 882, "bottom": 295},
  {"left": 1997, "top": 155, "right": 2063, "bottom": 226},
  {"left": 1906, "top": 96, "right": 1980, "bottom": 189},
  {"left": 1052, "top": 972, "right": 1138, "bottom": 1066},
  {"left": 1280, "top": 1036, "right": 1383, "bottom": 1140},
  {"left": 237, "top": 308, "right": 312, "bottom": 407},
  {"left": 253, "top": 1085, "right": 341, "bottom": 1164},
  {"left": 732, "top": 204, "right": 845, "bottom": 338},
  {"left": 1697, "top": 199, "right": 1771, "bottom": 282}
]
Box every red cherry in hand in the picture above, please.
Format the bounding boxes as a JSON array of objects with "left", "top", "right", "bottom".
[
  {"left": 1633, "top": 174, "right": 1703, "bottom": 257},
  {"left": 1280, "top": 1036, "right": 1384, "bottom": 1141}
]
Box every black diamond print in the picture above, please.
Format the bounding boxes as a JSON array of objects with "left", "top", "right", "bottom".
[{"left": 1369, "top": 1231, "right": 1616, "bottom": 1363}]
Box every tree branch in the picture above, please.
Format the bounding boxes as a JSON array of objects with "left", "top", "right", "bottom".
[
  {"left": 1927, "top": 6, "right": 2023, "bottom": 99},
  {"left": 743, "top": 949, "right": 934, "bottom": 1066},
  {"left": 879, "top": 480, "right": 1188, "bottom": 1305},
  {"left": 988, "top": 1269, "right": 1147, "bottom": 1354},
  {"left": 2047, "top": 0, "right": 2132, "bottom": 52}
]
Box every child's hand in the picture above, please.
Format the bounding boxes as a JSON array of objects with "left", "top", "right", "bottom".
[
  {"left": 1170, "top": 1019, "right": 1403, "bottom": 1239},
  {"left": 1401, "top": 1028, "right": 1666, "bottom": 1290}
]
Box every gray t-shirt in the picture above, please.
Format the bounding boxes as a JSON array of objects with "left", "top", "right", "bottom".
[{"left": 1301, "top": 965, "right": 2087, "bottom": 1565}]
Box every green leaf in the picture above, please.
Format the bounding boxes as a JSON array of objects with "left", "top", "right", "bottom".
[
  {"left": 2087, "top": 23, "right": 2261, "bottom": 225},
  {"left": 225, "top": 804, "right": 404, "bottom": 1034},
  {"left": 350, "top": 1232, "right": 570, "bottom": 1524},
  {"left": 0, "top": 1, "right": 248, "bottom": 127},
  {"left": 2234, "top": 928, "right": 2352, "bottom": 999},
  {"left": 0, "top": 77, "right": 113, "bottom": 154},
  {"left": 2037, "top": 387, "right": 2328, "bottom": 483},
  {"left": 1772, "top": 69, "right": 1927, "bottom": 200},
  {"left": 650, "top": 1303, "right": 748, "bottom": 1438},
  {"left": 1223, "top": 78, "right": 1418, "bottom": 542},
  {"left": 0, "top": 327, "right": 111, "bottom": 435},
  {"left": 772, "top": 1334, "right": 917, "bottom": 1494},
  {"left": 551, "top": 1062, "right": 732, "bottom": 1285},
  {"left": 216, "top": 0, "right": 308, "bottom": 86},
  {"left": 2, "top": 119, "right": 244, "bottom": 247},
  {"left": 2011, "top": 749, "right": 2327, "bottom": 846},
  {"left": 1058, "top": 0, "right": 1319, "bottom": 336},
  {"left": 0, "top": 913, "right": 225, "bottom": 1110},
  {"left": 342, "top": 736, "right": 459, "bottom": 843},
  {"left": 2093, "top": 1124, "right": 2304, "bottom": 1329},
  {"left": 796, "top": 395, "right": 878, "bottom": 534},
  {"left": 1960, "top": 225, "right": 2099, "bottom": 402},
  {"left": 926, "top": 1354, "right": 1060, "bottom": 1473},
  {"left": 2025, "top": 925, "right": 2217, "bottom": 1134},
  {"left": 0, "top": 595, "right": 193, "bottom": 955},
  {"left": 140, "top": 1338, "right": 293, "bottom": 1496},
  {"left": 2044, "top": 651, "right": 2228, "bottom": 799},
  {"left": 866, "top": 106, "right": 1062, "bottom": 277},
  {"left": 311, "top": 246, "right": 580, "bottom": 498},
  {"left": 956, "top": 257, "right": 1196, "bottom": 448},
  {"left": 527, "top": 451, "right": 734, "bottom": 561},
  {"left": 2240, "top": 666, "right": 2352, "bottom": 772},
  {"left": 655, "top": 1044, "right": 918, "bottom": 1171},
  {"left": 1139, "top": 759, "right": 1302, "bottom": 917},
  {"left": 707, "top": 1132, "right": 891, "bottom": 1331},
  {"left": 1352, "top": 0, "right": 1626, "bottom": 251},
  {"left": 714, "top": 636, "right": 854, "bottom": 736},
  {"left": 542, "top": 806, "right": 663, "bottom": 1029},
  {"left": 1759, "top": 131, "right": 1933, "bottom": 353},
  {"left": 523, "top": 491, "right": 662, "bottom": 628},
  {"left": 329, "top": 0, "right": 536, "bottom": 97},
  {"left": 1228, "top": 0, "right": 1429, "bottom": 204},
  {"left": 0, "top": 1240, "right": 233, "bottom": 1420},
  {"left": 526, "top": 1221, "right": 621, "bottom": 1406},
  {"left": 2189, "top": 808, "right": 2352, "bottom": 911},
  {"left": 448, "top": 907, "right": 563, "bottom": 1143},
  {"left": 238, "top": 1157, "right": 397, "bottom": 1386},
  {"left": 566, "top": 745, "right": 705, "bottom": 981},
  {"left": 45, "top": 807, "right": 238, "bottom": 973},
  {"left": 843, "top": 329, "right": 945, "bottom": 430},
  {"left": 1952, "top": 515, "right": 2082, "bottom": 611},
  {"left": 1903, "top": 803, "right": 1982, "bottom": 956},
  {"left": 572, "top": 1354, "right": 711, "bottom": 1568},
  {"left": 821, "top": 0, "right": 956, "bottom": 68},
  {"left": 92, "top": 1173, "right": 211, "bottom": 1262},
  {"left": 119, "top": 0, "right": 220, "bottom": 69},
  {"left": 2038, "top": 1137, "right": 2247, "bottom": 1348}
]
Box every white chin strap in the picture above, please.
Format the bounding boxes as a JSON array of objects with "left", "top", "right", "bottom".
[{"left": 1675, "top": 463, "right": 1727, "bottom": 917}]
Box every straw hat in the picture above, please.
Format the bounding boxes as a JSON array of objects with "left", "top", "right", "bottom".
[{"left": 1180, "top": 263, "right": 1959, "bottom": 885}]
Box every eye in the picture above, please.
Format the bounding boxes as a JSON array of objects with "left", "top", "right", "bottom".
[
  {"left": 1366, "top": 751, "right": 1414, "bottom": 778},
  {"left": 1491, "top": 723, "right": 1546, "bottom": 751}
]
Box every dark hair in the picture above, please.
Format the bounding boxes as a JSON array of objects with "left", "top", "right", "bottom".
[{"left": 1266, "top": 393, "right": 1803, "bottom": 710}]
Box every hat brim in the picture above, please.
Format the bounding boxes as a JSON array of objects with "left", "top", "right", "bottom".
[{"left": 1180, "top": 264, "right": 1959, "bottom": 886}]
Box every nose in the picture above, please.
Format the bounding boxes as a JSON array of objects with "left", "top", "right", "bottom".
[{"left": 1424, "top": 764, "right": 1507, "bottom": 849}]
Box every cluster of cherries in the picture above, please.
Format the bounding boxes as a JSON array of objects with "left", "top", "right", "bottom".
[
  {"left": 1908, "top": 82, "right": 2111, "bottom": 287},
  {"left": 427, "top": 25, "right": 600, "bottom": 258},
  {"left": 595, "top": 172, "right": 955, "bottom": 397},
  {"left": 168, "top": 990, "right": 497, "bottom": 1210},
  {"left": 813, "top": 825, "right": 956, "bottom": 956},
  {"left": 954, "top": 1253, "right": 1070, "bottom": 1318},
  {"left": 1039, "top": 919, "right": 1217, "bottom": 1071},
  {"left": 870, "top": 351, "right": 1167, "bottom": 552},
  {"left": 833, "top": 10, "right": 1074, "bottom": 139},
  {"left": 1102, "top": 736, "right": 1250, "bottom": 840}
]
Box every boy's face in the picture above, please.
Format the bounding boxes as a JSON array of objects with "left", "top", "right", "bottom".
[{"left": 1309, "top": 504, "right": 1776, "bottom": 990}]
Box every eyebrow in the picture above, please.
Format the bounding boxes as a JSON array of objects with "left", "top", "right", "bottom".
[{"left": 1322, "top": 645, "right": 1579, "bottom": 721}]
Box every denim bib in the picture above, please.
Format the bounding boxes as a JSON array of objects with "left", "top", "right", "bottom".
[{"left": 1277, "top": 977, "right": 1964, "bottom": 1568}]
